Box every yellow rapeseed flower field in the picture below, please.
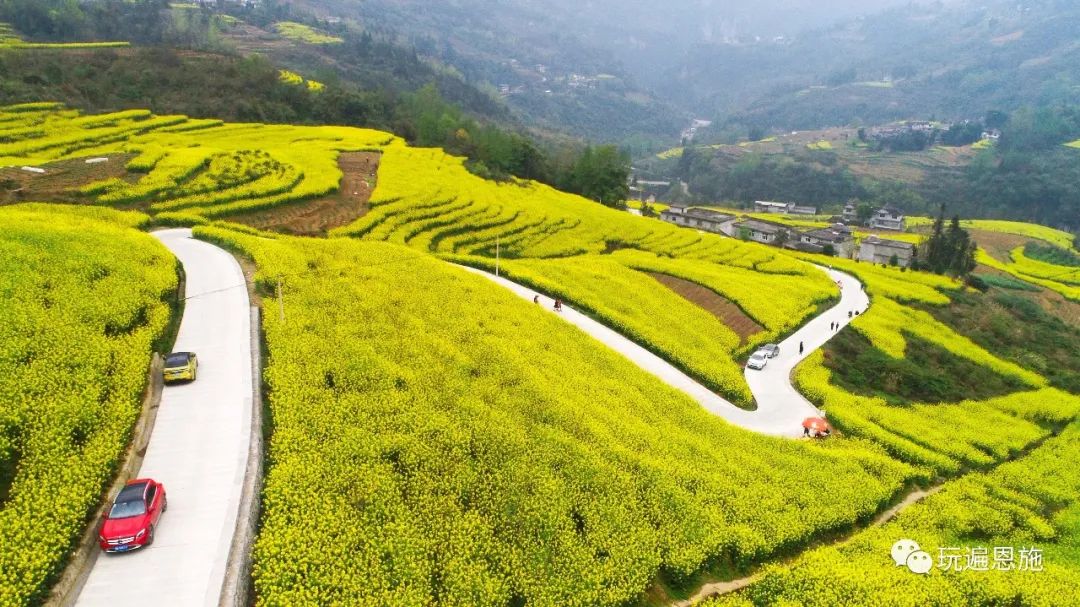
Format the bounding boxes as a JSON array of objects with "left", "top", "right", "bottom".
[
  {"left": 0, "top": 205, "right": 177, "bottom": 606},
  {"left": 703, "top": 420, "right": 1080, "bottom": 606},
  {"left": 194, "top": 225, "right": 922, "bottom": 606}
]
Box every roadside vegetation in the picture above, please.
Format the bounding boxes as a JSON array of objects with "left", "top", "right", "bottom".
[
  {"left": 703, "top": 419, "right": 1080, "bottom": 606},
  {"left": 822, "top": 330, "right": 1029, "bottom": 405},
  {"left": 195, "top": 225, "right": 921, "bottom": 606},
  {"left": 0, "top": 204, "right": 177, "bottom": 606}
]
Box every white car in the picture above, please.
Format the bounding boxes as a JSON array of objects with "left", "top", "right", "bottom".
[{"left": 746, "top": 351, "right": 769, "bottom": 370}]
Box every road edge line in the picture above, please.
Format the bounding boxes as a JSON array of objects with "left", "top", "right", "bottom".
[{"left": 218, "top": 306, "right": 264, "bottom": 607}]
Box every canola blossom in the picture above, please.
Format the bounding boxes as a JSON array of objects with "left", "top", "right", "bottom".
[
  {"left": 0, "top": 104, "right": 392, "bottom": 219},
  {"left": 795, "top": 350, "right": 1079, "bottom": 473},
  {"left": 703, "top": 420, "right": 1080, "bottom": 606},
  {"left": 977, "top": 249, "right": 1080, "bottom": 302},
  {"left": 3, "top": 103, "right": 1076, "bottom": 606},
  {"left": 0, "top": 205, "right": 177, "bottom": 606},
  {"left": 446, "top": 254, "right": 753, "bottom": 405},
  {"left": 195, "top": 226, "right": 920, "bottom": 607},
  {"left": 273, "top": 21, "right": 344, "bottom": 44}
]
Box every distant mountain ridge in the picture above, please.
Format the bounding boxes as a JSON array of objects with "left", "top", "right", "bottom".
[
  {"left": 306, "top": 0, "right": 1078, "bottom": 140},
  {"left": 673, "top": 0, "right": 1080, "bottom": 131}
]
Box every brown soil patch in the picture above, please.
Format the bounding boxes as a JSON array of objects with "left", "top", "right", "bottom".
[
  {"left": 647, "top": 273, "right": 764, "bottom": 344},
  {"left": 223, "top": 24, "right": 296, "bottom": 54},
  {"left": 968, "top": 228, "right": 1031, "bottom": 262},
  {"left": 229, "top": 151, "right": 379, "bottom": 237},
  {"left": 0, "top": 153, "right": 135, "bottom": 205},
  {"left": 1032, "top": 287, "right": 1080, "bottom": 326},
  {"left": 974, "top": 262, "right": 1080, "bottom": 325}
]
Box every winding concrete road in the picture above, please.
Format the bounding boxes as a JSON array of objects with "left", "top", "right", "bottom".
[
  {"left": 461, "top": 264, "right": 869, "bottom": 438},
  {"left": 76, "top": 229, "right": 255, "bottom": 607}
]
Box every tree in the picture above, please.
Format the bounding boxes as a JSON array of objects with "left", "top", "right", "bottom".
[
  {"left": 856, "top": 202, "right": 875, "bottom": 224},
  {"left": 889, "top": 254, "right": 899, "bottom": 267},
  {"left": 919, "top": 206, "right": 977, "bottom": 277},
  {"left": 822, "top": 244, "right": 836, "bottom": 257},
  {"left": 567, "top": 145, "right": 630, "bottom": 209},
  {"left": 985, "top": 110, "right": 1009, "bottom": 130},
  {"left": 774, "top": 230, "right": 789, "bottom": 247},
  {"left": 922, "top": 203, "right": 949, "bottom": 273},
  {"left": 941, "top": 121, "right": 984, "bottom": 147}
]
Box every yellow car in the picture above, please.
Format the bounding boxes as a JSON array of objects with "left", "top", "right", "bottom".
[{"left": 163, "top": 352, "right": 198, "bottom": 383}]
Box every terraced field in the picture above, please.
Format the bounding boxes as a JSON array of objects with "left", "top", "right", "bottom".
[
  {"left": 705, "top": 418, "right": 1080, "bottom": 606},
  {"left": 0, "top": 103, "right": 391, "bottom": 220},
  {"left": 0, "top": 204, "right": 177, "bottom": 606},
  {"left": 3, "top": 103, "right": 1079, "bottom": 606},
  {"left": 195, "top": 226, "right": 922, "bottom": 606}
]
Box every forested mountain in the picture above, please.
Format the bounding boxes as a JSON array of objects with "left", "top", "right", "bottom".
[
  {"left": 298, "top": 0, "right": 927, "bottom": 142},
  {"left": 0, "top": 0, "right": 633, "bottom": 204},
  {"left": 305, "top": 0, "right": 1078, "bottom": 140},
  {"left": 676, "top": 0, "right": 1080, "bottom": 133}
]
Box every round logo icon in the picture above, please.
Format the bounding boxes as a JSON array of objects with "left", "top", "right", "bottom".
[
  {"left": 891, "top": 539, "right": 920, "bottom": 566},
  {"left": 906, "top": 550, "right": 933, "bottom": 574}
]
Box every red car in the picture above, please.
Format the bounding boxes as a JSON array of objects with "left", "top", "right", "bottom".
[{"left": 98, "top": 479, "right": 167, "bottom": 553}]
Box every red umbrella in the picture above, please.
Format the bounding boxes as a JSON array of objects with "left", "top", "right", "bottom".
[{"left": 802, "top": 417, "right": 830, "bottom": 433}]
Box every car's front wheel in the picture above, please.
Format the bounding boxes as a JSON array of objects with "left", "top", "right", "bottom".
[{"left": 146, "top": 524, "right": 155, "bottom": 547}]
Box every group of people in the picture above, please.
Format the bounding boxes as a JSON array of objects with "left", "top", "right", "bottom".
[
  {"left": 534, "top": 294, "right": 563, "bottom": 312},
  {"left": 828, "top": 308, "right": 865, "bottom": 331}
]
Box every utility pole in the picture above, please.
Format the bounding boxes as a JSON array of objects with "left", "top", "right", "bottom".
[
  {"left": 496, "top": 236, "right": 500, "bottom": 277},
  {"left": 277, "top": 276, "right": 284, "bottom": 323}
]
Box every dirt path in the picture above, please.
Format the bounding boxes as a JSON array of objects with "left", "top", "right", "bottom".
[
  {"left": 231, "top": 151, "right": 378, "bottom": 236},
  {"left": 672, "top": 485, "right": 944, "bottom": 606},
  {"left": 647, "top": 272, "right": 764, "bottom": 344}
]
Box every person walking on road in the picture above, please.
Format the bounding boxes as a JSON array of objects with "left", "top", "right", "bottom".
[
  {"left": 799, "top": 341, "right": 804, "bottom": 355},
  {"left": 533, "top": 295, "right": 540, "bottom": 304},
  {"left": 554, "top": 299, "right": 563, "bottom": 312}
]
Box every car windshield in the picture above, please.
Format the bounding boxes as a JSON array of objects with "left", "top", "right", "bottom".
[
  {"left": 165, "top": 353, "right": 189, "bottom": 367},
  {"left": 751, "top": 354, "right": 766, "bottom": 361},
  {"left": 109, "top": 497, "right": 146, "bottom": 519}
]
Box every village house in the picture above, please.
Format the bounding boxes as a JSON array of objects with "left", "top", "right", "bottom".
[
  {"left": 754, "top": 200, "right": 818, "bottom": 215},
  {"left": 869, "top": 206, "right": 906, "bottom": 231},
  {"left": 732, "top": 218, "right": 796, "bottom": 245},
  {"left": 754, "top": 200, "right": 789, "bottom": 214},
  {"left": 660, "top": 205, "right": 735, "bottom": 235},
  {"left": 842, "top": 203, "right": 858, "bottom": 223},
  {"left": 630, "top": 179, "right": 671, "bottom": 201},
  {"left": 859, "top": 235, "right": 916, "bottom": 267},
  {"left": 799, "top": 224, "right": 855, "bottom": 257}
]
